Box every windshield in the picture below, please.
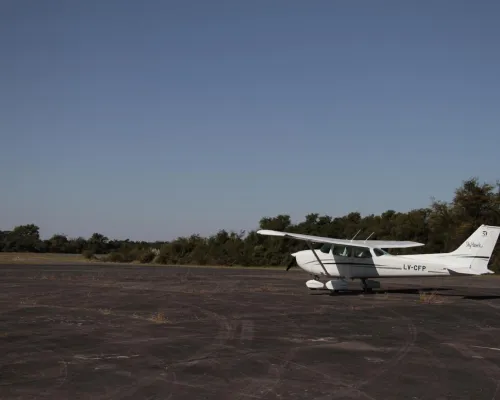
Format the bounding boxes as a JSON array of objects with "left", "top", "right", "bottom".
[
  {"left": 319, "top": 243, "right": 332, "bottom": 253},
  {"left": 373, "top": 248, "right": 389, "bottom": 256}
]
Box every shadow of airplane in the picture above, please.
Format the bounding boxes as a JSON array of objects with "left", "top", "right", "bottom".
[
  {"left": 443, "top": 294, "right": 500, "bottom": 301},
  {"left": 309, "top": 287, "right": 500, "bottom": 300},
  {"left": 308, "top": 287, "right": 452, "bottom": 296}
]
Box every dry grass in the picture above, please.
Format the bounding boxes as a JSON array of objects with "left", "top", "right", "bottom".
[
  {"left": 374, "top": 291, "right": 390, "bottom": 299},
  {"left": 144, "top": 262, "right": 287, "bottom": 271},
  {"left": 19, "top": 298, "right": 38, "bottom": 306},
  {"left": 0, "top": 252, "right": 288, "bottom": 271},
  {"left": 419, "top": 290, "right": 444, "bottom": 304},
  {"left": 0, "top": 252, "right": 87, "bottom": 264},
  {"left": 149, "top": 311, "right": 168, "bottom": 324},
  {"left": 256, "top": 283, "right": 274, "bottom": 292}
]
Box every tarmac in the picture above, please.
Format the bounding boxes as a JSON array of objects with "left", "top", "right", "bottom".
[{"left": 2, "top": 263, "right": 500, "bottom": 399}]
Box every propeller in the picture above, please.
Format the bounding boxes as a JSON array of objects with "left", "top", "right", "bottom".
[{"left": 285, "top": 254, "right": 296, "bottom": 271}]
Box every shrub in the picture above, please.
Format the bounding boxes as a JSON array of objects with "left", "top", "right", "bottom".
[
  {"left": 82, "top": 250, "right": 95, "bottom": 260},
  {"left": 105, "top": 252, "right": 125, "bottom": 262},
  {"left": 138, "top": 250, "right": 155, "bottom": 264}
]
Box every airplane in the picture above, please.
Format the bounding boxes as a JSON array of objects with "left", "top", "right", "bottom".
[{"left": 257, "top": 224, "right": 500, "bottom": 293}]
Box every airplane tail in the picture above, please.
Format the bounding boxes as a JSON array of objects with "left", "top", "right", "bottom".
[{"left": 445, "top": 224, "right": 500, "bottom": 275}]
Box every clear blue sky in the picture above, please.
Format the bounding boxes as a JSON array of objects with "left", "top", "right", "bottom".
[{"left": 1, "top": 0, "right": 499, "bottom": 241}]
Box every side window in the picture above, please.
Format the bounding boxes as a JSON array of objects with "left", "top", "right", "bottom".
[
  {"left": 352, "top": 246, "right": 372, "bottom": 258},
  {"left": 332, "top": 245, "right": 352, "bottom": 257}
]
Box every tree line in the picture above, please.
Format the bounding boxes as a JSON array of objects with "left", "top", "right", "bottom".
[{"left": 1, "top": 178, "right": 499, "bottom": 270}]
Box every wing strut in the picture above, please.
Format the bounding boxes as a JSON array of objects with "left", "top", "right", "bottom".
[{"left": 305, "top": 240, "right": 331, "bottom": 277}]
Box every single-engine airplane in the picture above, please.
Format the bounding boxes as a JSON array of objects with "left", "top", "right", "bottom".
[{"left": 257, "top": 224, "right": 500, "bottom": 293}]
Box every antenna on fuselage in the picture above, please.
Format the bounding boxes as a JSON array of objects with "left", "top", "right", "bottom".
[
  {"left": 350, "top": 229, "right": 361, "bottom": 242},
  {"left": 364, "top": 232, "right": 375, "bottom": 243}
]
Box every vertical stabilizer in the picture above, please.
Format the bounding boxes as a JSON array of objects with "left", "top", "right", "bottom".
[{"left": 448, "top": 225, "right": 500, "bottom": 273}]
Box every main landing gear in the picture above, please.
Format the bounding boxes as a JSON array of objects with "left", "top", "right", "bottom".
[
  {"left": 361, "top": 278, "right": 372, "bottom": 293},
  {"left": 360, "top": 278, "right": 381, "bottom": 293}
]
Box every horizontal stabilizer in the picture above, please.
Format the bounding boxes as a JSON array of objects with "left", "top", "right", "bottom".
[
  {"left": 257, "top": 229, "right": 425, "bottom": 249},
  {"left": 446, "top": 266, "right": 495, "bottom": 276}
]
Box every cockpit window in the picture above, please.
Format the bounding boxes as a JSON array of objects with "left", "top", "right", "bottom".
[{"left": 332, "top": 245, "right": 352, "bottom": 257}]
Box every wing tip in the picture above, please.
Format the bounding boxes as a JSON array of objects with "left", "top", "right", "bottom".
[
  {"left": 408, "top": 242, "right": 426, "bottom": 247},
  {"left": 363, "top": 240, "right": 426, "bottom": 248},
  {"left": 257, "top": 229, "right": 284, "bottom": 236}
]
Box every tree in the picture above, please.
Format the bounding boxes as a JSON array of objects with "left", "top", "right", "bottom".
[
  {"left": 3, "top": 224, "right": 44, "bottom": 252},
  {"left": 1, "top": 177, "right": 499, "bottom": 271}
]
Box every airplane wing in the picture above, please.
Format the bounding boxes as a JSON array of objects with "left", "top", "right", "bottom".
[{"left": 256, "top": 229, "right": 425, "bottom": 248}]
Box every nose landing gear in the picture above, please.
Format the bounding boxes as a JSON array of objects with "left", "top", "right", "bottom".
[{"left": 306, "top": 279, "right": 326, "bottom": 290}]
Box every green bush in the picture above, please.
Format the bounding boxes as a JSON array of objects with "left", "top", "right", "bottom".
[
  {"left": 138, "top": 250, "right": 155, "bottom": 263},
  {"left": 105, "top": 252, "right": 125, "bottom": 262},
  {"left": 82, "top": 250, "right": 95, "bottom": 260}
]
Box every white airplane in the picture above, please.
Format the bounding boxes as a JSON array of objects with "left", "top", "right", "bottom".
[{"left": 257, "top": 224, "right": 500, "bottom": 293}]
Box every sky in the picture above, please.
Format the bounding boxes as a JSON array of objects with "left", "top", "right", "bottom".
[{"left": 1, "top": 0, "right": 499, "bottom": 241}]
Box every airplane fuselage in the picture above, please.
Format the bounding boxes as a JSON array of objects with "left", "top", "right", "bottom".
[{"left": 294, "top": 249, "right": 475, "bottom": 279}]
